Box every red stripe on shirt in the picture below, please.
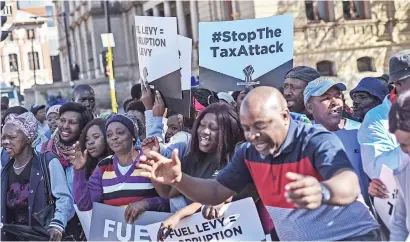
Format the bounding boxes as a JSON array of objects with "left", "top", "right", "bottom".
[{"left": 245, "top": 157, "right": 323, "bottom": 209}]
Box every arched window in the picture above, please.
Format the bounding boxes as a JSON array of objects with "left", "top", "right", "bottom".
[
  {"left": 357, "top": 57, "right": 376, "bottom": 72},
  {"left": 316, "top": 60, "right": 336, "bottom": 76}
]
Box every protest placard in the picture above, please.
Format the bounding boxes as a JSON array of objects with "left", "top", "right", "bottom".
[
  {"left": 162, "top": 35, "right": 192, "bottom": 117},
  {"left": 146, "top": 198, "right": 265, "bottom": 241},
  {"left": 199, "top": 14, "right": 293, "bottom": 92},
  {"left": 74, "top": 205, "right": 92, "bottom": 240},
  {"left": 374, "top": 164, "right": 398, "bottom": 229},
  {"left": 135, "top": 16, "right": 182, "bottom": 99},
  {"left": 89, "top": 202, "right": 171, "bottom": 241}
]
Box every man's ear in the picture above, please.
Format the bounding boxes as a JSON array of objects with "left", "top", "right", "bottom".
[
  {"left": 281, "top": 109, "right": 290, "bottom": 122},
  {"left": 305, "top": 101, "right": 314, "bottom": 115}
]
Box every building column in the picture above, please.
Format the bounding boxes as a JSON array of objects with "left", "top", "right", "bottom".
[
  {"left": 80, "top": 22, "right": 91, "bottom": 79},
  {"left": 189, "top": 0, "right": 199, "bottom": 67},
  {"left": 69, "top": 29, "right": 76, "bottom": 74},
  {"left": 189, "top": 0, "right": 199, "bottom": 42},
  {"left": 88, "top": 18, "right": 100, "bottom": 78},
  {"left": 153, "top": 5, "right": 160, "bottom": 16},
  {"left": 164, "top": 1, "right": 171, "bottom": 17},
  {"left": 176, "top": 0, "right": 187, "bottom": 36},
  {"left": 122, "top": 11, "right": 131, "bottom": 66},
  {"left": 74, "top": 26, "right": 83, "bottom": 79}
]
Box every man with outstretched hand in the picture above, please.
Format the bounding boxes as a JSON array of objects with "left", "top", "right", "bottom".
[{"left": 138, "top": 86, "right": 380, "bottom": 241}]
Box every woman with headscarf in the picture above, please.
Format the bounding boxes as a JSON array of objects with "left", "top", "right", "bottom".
[
  {"left": 1, "top": 112, "right": 73, "bottom": 241},
  {"left": 1, "top": 107, "right": 48, "bottom": 168},
  {"left": 45, "top": 105, "right": 61, "bottom": 138},
  {"left": 72, "top": 114, "right": 169, "bottom": 224}
]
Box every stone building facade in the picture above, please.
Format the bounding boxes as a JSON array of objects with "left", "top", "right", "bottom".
[
  {"left": 26, "top": 0, "right": 410, "bottom": 108},
  {"left": 0, "top": 1, "right": 54, "bottom": 93}
]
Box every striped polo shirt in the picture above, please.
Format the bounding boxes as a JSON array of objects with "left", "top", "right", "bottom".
[
  {"left": 216, "top": 119, "right": 379, "bottom": 240},
  {"left": 98, "top": 154, "right": 159, "bottom": 207}
]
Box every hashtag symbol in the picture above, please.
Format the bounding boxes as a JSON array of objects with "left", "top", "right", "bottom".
[{"left": 212, "top": 31, "right": 222, "bottom": 43}]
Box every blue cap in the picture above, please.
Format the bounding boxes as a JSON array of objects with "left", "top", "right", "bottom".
[
  {"left": 303, "top": 77, "right": 347, "bottom": 104},
  {"left": 350, "top": 77, "right": 389, "bottom": 102}
]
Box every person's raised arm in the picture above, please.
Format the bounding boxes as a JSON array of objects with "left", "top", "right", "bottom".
[
  {"left": 137, "top": 150, "right": 234, "bottom": 205},
  {"left": 358, "top": 114, "right": 401, "bottom": 178},
  {"left": 70, "top": 142, "right": 103, "bottom": 211},
  {"left": 138, "top": 144, "right": 253, "bottom": 205},
  {"left": 173, "top": 173, "right": 234, "bottom": 205}
]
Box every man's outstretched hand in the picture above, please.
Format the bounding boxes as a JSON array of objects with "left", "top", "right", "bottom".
[{"left": 138, "top": 149, "right": 182, "bottom": 185}]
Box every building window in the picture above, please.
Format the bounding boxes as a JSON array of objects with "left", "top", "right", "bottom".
[
  {"left": 28, "top": 52, "right": 40, "bottom": 70},
  {"left": 317, "top": 60, "right": 336, "bottom": 76},
  {"left": 8, "top": 54, "right": 18, "bottom": 72},
  {"left": 26, "top": 29, "right": 35, "bottom": 39},
  {"left": 46, "top": 6, "right": 54, "bottom": 27},
  {"left": 305, "top": 0, "right": 335, "bottom": 22},
  {"left": 357, "top": 57, "right": 376, "bottom": 72},
  {"left": 343, "top": 0, "right": 370, "bottom": 20},
  {"left": 2, "top": 5, "right": 12, "bottom": 16}
]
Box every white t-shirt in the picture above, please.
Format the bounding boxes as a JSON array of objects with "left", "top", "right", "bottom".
[{"left": 117, "top": 163, "right": 132, "bottom": 175}]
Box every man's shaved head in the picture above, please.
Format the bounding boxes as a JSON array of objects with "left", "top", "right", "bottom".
[
  {"left": 241, "top": 86, "right": 288, "bottom": 115},
  {"left": 72, "top": 84, "right": 94, "bottom": 99},
  {"left": 239, "top": 86, "right": 290, "bottom": 156}
]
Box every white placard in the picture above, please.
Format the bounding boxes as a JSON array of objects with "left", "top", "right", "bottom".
[
  {"left": 177, "top": 35, "right": 192, "bottom": 91},
  {"left": 146, "top": 198, "right": 265, "bottom": 241},
  {"left": 135, "top": 16, "right": 179, "bottom": 83},
  {"left": 74, "top": 205, "right": 92, "bottom": 240},
  {"left": 89, "top": 202, "right": 171, "bottom": 241},
  {"left": 101, "top": 33, "right": 115, "bottom": 47},
  {"left": 374, "top": 164, "right": 398, "bottom": 229}
]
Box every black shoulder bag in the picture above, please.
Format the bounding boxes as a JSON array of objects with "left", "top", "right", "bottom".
[{"left": 32, "top": 151, "right": 56, "bottom": 228}]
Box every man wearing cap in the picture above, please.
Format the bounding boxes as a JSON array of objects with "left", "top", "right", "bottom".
[
  {"left": 284, "top": 66, "right": 320, "bottom": 116},
  {"left": 31, "top": 104, "right": 50, "bottom": 135},
  {"left": 350, "top": 77, "right": 389, "bottom": 122},
  {"left": 304, "top": 77, "right": 369, "bottom": 201},
  {"left": 358, "top": 50, "right": 410, "bottom": 199}
]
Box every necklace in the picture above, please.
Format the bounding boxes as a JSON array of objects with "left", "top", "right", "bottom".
[{"left": 13, "top": 156, "right": 33, "bottom": 170}]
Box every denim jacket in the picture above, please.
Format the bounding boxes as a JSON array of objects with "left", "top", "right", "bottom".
[
  {"left": 1, "top": 151, "right": 74, "bottom": 240},
  {"left": 358, "top": 95, "right": 400, "bottom": 178}
]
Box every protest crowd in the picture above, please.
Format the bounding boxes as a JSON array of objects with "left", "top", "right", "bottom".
[{"left": 2, "top": 12, "right": 410, "bottom": 242}]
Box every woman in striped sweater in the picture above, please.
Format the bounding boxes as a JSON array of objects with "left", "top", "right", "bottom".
[{"left": 72, "top": 114, "right": 169, "bottom": 224}]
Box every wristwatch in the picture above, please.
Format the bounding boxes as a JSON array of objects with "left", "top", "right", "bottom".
[{"left": 320, "top": 183, "right": 331, "bottom": 203}]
